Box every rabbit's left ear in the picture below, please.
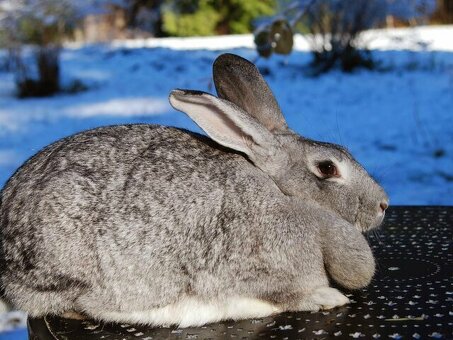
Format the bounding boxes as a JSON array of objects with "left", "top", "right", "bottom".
[
  {"left": 213, "top": 53, "right": 288, "bottom": 133},
  {"left": 169, "top": 89, "right": 288, "bottom": 174}
]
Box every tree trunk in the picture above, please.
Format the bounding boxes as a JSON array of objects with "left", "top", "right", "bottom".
[
  {"left": 17, "top": 45, "right": 60, "bottom": 98},
  {"left": 36, "top": 46, "right": 60, "bottom": 95}
]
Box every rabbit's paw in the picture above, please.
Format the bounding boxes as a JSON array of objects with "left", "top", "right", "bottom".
[
  {"left": 61, "top": 310, "right": 87, "bottom": 320},
  {"left": 298, "top": 287, "right": 350, "bottom": 311}
]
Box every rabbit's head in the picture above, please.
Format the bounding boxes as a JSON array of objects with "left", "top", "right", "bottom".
[{"left": 170, "top": 53, "right": 388, "bottom": 232}]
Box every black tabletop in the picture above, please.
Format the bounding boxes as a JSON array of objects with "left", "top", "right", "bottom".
[{"left": 28, "top": 206, "right": 453, "bottom": 340}]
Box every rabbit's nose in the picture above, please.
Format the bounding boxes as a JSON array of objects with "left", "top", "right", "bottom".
[{"left": 379, "top": 201, "right": 389, "bottom": 213}]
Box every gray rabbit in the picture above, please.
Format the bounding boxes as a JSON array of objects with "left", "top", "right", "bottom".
[{"left": 0, "top": 53, "right": 388, "bottom": 327}]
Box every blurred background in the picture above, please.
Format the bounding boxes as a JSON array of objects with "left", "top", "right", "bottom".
[{"left": 0, "top": 0, "right": 452, "bottom": 337}]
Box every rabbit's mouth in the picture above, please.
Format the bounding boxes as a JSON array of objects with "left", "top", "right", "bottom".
[
  {"left": 374, "top": 208, "right": 386, "bottom": 229},
  {"left": 354, "top": 210, "right": 385, "bottom": 233},
  {"left": 351, "top": 193, "right": 388, "bottom": 233}
]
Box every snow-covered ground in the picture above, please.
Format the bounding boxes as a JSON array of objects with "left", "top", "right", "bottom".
[
  {"left": 1, "top": 25, "right": 452, "bottom": 205},
  {"left": 0, "top": 24, "right": 452, "bottom": 335}
]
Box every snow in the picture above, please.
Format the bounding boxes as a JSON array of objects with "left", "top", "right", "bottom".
[
  {"left": 363, "top": 25, "right": 453, "bottom": 51},
  {"left": 75, "top": 25, "right": 453, "bottom": 53},
  {"left": 106, "top": 34, "right": 258, "bottom": 50},
  {"left": 0, "top": 310, "right": 27, "bottom": 333},
  {"left": 66, "top": 97, "right": 169, "bottom": 117},
  {"left": 1, "top": 25, "right": 452, "bottom": 206}
]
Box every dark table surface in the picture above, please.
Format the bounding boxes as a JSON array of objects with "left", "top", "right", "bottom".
[{"left": 28, "top": 206, "right": 453, "bottom": 340}]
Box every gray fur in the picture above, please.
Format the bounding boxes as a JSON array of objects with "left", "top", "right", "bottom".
[{"left": 0, "top": 53, "right": 387, "bottom": 324}]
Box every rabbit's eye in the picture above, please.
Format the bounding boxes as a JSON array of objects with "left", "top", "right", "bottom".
[{"left": 317, "top": 161, "right": 339, "bottom": 178}]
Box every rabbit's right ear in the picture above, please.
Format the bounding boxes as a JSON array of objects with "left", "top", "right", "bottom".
[
  {"left": 213, "top": 53, "right": 288, "bottom": 133},
  {"left": 169, "top": 89, "right": 288, "bottom": 175}
]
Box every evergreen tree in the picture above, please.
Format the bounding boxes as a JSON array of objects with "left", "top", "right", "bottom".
[{"left": 162, "top": 0, "right": 275, "bottom": 37}]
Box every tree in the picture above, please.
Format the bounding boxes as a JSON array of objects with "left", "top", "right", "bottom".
[
  {"left": 161, "top": 0, "right": 276, "bottom": 37},
  {"left": 122, "top": 0, "right": 164, "bottom": 36},
  {"left": 431, "top": 0, "right": 453, "bottom": 23},
  {"left": 0, "top": 0, "right": 114, "bottom": 97},
  {"left": 254, "top": 0, "right": 437, "bottom": 73}
]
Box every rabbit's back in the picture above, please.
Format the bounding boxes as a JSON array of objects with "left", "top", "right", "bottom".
[{"left": 1, "top": 124, "right": 286, "bottom": 315}]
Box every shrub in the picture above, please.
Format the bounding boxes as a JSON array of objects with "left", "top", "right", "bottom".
[
  {"left": 162, "top": 0, "right": 276, "bottom": 36},
  {"left": 162, "top": 0, "right": 220, "bottom": 36},
  {"left": 255, "top": 0, "right": 437, "bottom": 73},
  {"left": 0, "top": 0, "right": 104, "bottom": 97}
]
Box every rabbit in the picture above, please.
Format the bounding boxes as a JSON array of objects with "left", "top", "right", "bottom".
[{"left": 0, "top": 53, "right": 388, "bottom": 328}]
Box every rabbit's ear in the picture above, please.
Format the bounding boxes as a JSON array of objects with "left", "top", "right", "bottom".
[
  {"left": 213, "top": 53, "right": 288, "bottom": 133},
  {"left": 169, "top": 89, "right": 287, "bottom": 172}
]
